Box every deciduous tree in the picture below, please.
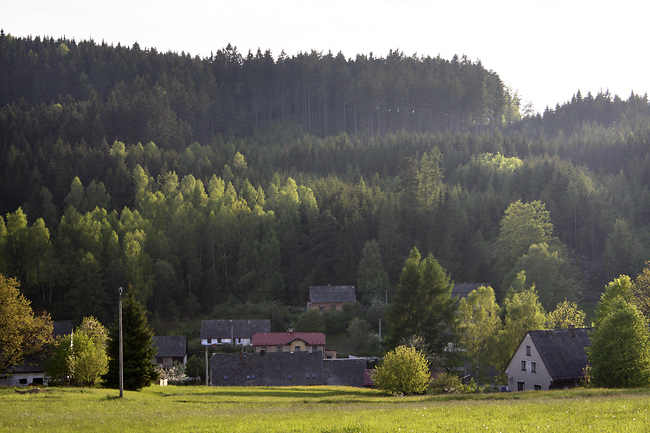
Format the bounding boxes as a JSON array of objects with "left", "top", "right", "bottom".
[
  {"left": 0, "top": 274, "right": 53, "bottom": 375},
  {"left": 371, "top": 345, "right": 430, "bottom": 395}
]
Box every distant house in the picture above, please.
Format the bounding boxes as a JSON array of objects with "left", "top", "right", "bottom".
[
  {"left": 505, "top": 327, "right": 592, "bottom": 391},
  {"left": 210, "top": 352, "right": 366, "bottom": 387},
  {"left": 307, "top": 285, "right": 357, "bottom": 311},
  {"left": 152, "top": 335, "right": 187, "bottom": 368},
  {"left": 252, "top": 332, "right": 327, "bottom": 358},
  {"left": 200, "top": 319, "right": 271, "bottom": 346},
  {"left": 451, "top": 283, "right": 490, "bottom": 301},
  {"left": 0, "top": 320, "right": 73, "bottom": 387}
]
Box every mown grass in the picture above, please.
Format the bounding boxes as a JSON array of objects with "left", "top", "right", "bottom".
[{"left": 1, "top": 385, "right": 649, "bottom": 432}]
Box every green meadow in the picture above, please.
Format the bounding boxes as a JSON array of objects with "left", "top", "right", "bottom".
[{"left": 1, "top": 386, "right": 649, "bottom": 432}]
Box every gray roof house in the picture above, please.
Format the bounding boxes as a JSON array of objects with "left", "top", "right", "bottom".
[
  {"left": 505, "top": 327, "right": 592, "bottom": 391},
  {"left": 152, "top": 335, "right": 187, "bottom": 368},
  {"left": 201, "top": 319, "right": 271, "bottom": 346},
  {"left": 307, "top": 285, "right": 357, "bottom": 311}
]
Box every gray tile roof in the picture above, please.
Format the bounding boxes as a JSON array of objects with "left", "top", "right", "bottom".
[
  {"left": 53, "top": 320, "right": 73, "bottom": 337},
  {"left": 529, "top": 328, "right": 592, "bottom": 380},
  {"left": 309, "top": 286, "right": 356, "bottom": 303},
  {"left": 211, "top": 351, "right": 325, "bottom": 386},
  {"left": 201, "top": 319, "right": 271, "bottom": 340},
  {"left": 451, "top": 283, "right": 489, "bottom": 300},
  {"left": 324, "top": 359, "right": 366, "bottom": 387},
  {"left": 152, "top": 335, "right": 187, "bottom": 358}
]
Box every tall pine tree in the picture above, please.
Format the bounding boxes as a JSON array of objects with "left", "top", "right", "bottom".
[
  {"left": 386, "top": 247, "right": 456, "bottom": 355},
  {"left": 103, "top": 284, "right": 158, "bottom": 391}
]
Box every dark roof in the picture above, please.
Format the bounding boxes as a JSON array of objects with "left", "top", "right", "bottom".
[
  {"left": 529, "top": 328, "right": 592, "bottom": 380},
  {"left": 53, "top": 320, "right": 73, "bottom": 337},
  {"left": 323, "top": 359, "right": 366, "bottom": 387},
  {"left": 451, "top": 283, "right": 489, "bottom": 300},
  {"left": 309, "top": 286, "right": 356, "bottom": 303},
  {"left": 211, "top": 351, "right": 325, "bottom": 386},
  {"left": 252, "top": 332, "right": 326, "bottom": 346},
  {"left": 152, "top": 335, "right": 187, "bottom": 358},
  {"left": 201, "top": 319, "right": 271, "bottom": 340}
]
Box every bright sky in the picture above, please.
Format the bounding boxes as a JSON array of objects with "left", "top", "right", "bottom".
[{"left": 3, "top": 0, "right": 649, "bottom": 113}]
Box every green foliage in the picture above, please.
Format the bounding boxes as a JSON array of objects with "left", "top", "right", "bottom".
[
  {"left": 593, "top": 275, "right": 634, "bottom": 328},
  {"left": 494, "top": 288, "right": 546, "bottom": 371},
  {"left": 604, "top": 219, "right": 644, "bottom": 280},
  {"left": 428, "top": 372, "right": 481, "bottom": 395},
  {"left": 103, "top": 285, "right": 159, "bottom": 391},
  {"left": 546, "top": 299, "right": 586, "bottom": 329},
  {"left": 588, "top": 299, "right": 650, "bottom": 388},
  {"left": 495, "top": 200, "right": 555, "bottom": 288},
  {"left": 457, "top": 286, "right": 501, "bottom": 385},
  {"left": 45, "top": 318, "right": 109, "bottom": 387},
  {"left": 0, "top": 274, "right": 53, "bottom": 374},
  {"left": 386, "top": 247, "right": 456, "bottom": 355},
  {"left": 371, "top": 345, "right": 431, "bottom": 395},
  {"left": 185, "top": 354, "right": 205, "bottom": 383},
  {"left": 294, "top": 309, "right": 327, "bottom": 333},
  {"left": 346, "top": 318, "right": 380, "bottom": 357},
  {"left": 633, "top": 262, "right": 650, "bottom": 320}
]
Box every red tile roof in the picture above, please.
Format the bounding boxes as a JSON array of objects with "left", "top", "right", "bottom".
[{"left": 252, "top": 332, "right": 326, "bottom": 346}]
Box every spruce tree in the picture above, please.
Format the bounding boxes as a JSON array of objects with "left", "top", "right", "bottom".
[{"left": 103, "top": 284, "right": 158, "bottom": 391}]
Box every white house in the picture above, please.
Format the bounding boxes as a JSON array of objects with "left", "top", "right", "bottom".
[
  {"left": 200, "top": 319, "right": 271, "bottom": 346},
  {"left": 505, "top": 327, "right": 591, "bottom": 391}
]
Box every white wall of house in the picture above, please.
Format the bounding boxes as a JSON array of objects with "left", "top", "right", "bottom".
[
  {"left": 505, "top": 333, "right": 553, "bottom": 391},
  {"left": 0, "top": 372, "right": 45, "bottom": 387},
  {"left": 201, "top": 338, "right": 252, "bottom": 346}
]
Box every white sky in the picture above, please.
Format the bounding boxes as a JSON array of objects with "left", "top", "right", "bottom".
[{"left": 3, "top": 0, "right": 649, "bottom": 113}]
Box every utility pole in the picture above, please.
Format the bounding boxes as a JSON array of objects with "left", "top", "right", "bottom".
[{"left": 118, "top": 286, "right": 124, "bottom": 398}]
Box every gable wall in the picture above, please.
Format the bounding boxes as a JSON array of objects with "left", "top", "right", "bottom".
[{"left": 505, "top": 333, "right": 553, "bottom": 391}]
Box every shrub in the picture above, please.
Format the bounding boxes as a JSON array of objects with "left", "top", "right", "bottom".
[{"left": 371, "top": 345, "right": 430, "bottom": 395}]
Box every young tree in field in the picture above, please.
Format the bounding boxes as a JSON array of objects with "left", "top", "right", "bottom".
[
  {"left": 371, "top": 345, "right": 430, "bottom": 395},
  {"left": 546, "top": 299, "right": 586, "bottom": 329},
  {"left": 588, "top": 299, "right": 650, "bottom": 388},
  {"left": 457, "top": 286, "right": 501, "bottom": 391},
  {"left": 0, "top": 274, "right": 53, "bottom": 375},
  {"left": 45, "top": 330, "right": 108, "bottom": 387},
  {"left": 103, "top": 285, "right": 158, "bottom": 391}
]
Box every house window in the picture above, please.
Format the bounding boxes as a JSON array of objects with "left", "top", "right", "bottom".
[
  {"left": 276, "top": 346, "right": 283, "bottom": 352},
  {"left": 311, "top": 374, "right": 317, "bottom": 379},
  {"left": 294, "top": 346, "right": 301, "bottom": 352},
  {"left": 207, "top": 338, "right": 212, "bottom": 344},
  {"left": 319, "top": 305, "right": 324, "bottom": 311},
  {"left": 223, "top": 376, "right": 228, "bottom": 381},
  {"left": 534, "top": 385, "right": 542, "bottom": 391},
  {"left": 517, "top": 381, "right": 525, "bottom": 391},
  {"left": 260, "top": 347, "right": 267, "bottom": 353},
  {"left": 521, "top": 361, "right": 526, "bottom": 371},
  {"left": 19, "top": 378, "right": 27, "bottom": 385},
  {"left": 531, "top": 362, "right": 537, "bottom": 373},
  {"left": 526, "top": 345, "right": 531, "bottom": 356},
  {"left": 306, "top": 373, "right": 311, "bottom": 379},
  {"left": 288, "top": 375, "right": 293, "bottom": 380},
  {"left": 331, "top": 305, "right": 337, "bottom": 310}
]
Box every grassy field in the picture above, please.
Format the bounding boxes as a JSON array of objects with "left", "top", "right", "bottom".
[{"left": 1, "top": 385, "right": 649, "bottom": 432}]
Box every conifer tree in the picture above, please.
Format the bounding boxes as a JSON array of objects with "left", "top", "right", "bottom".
[{"left": 103, "top": 284, "right": 158, "bottom": 391}]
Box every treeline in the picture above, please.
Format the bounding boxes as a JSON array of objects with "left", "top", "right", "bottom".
[
  {"left": 1, "top": 33, "right": 650, "bottom": 329},
  {"left": 0, "top": 32, "right": 507, "bottom": 146}
]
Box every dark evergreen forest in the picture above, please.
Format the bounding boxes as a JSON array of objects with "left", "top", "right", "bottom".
[{"left": 1, "top": 32, "right": 650, "bottom": 329}]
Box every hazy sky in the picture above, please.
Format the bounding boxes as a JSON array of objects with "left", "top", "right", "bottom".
[{"left": 3, "top": 0, "right": 648, "bottom": 113}]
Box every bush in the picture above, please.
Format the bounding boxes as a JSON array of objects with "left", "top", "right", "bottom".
[{"left": 371, "top": 345, "right": 430, "bottom": 395}]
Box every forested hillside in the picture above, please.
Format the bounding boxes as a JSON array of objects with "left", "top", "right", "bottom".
[{"left": 1, "top": 32, "right": 649, "bottom": 328}]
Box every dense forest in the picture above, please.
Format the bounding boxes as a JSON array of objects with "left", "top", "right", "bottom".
[{"left": 1, "top": 32, "right": 650, "bottom": 331}]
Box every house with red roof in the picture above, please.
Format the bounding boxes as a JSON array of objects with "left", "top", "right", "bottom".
[{"left": 252, "top": 332, "right": 332, "bottom": 358}]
